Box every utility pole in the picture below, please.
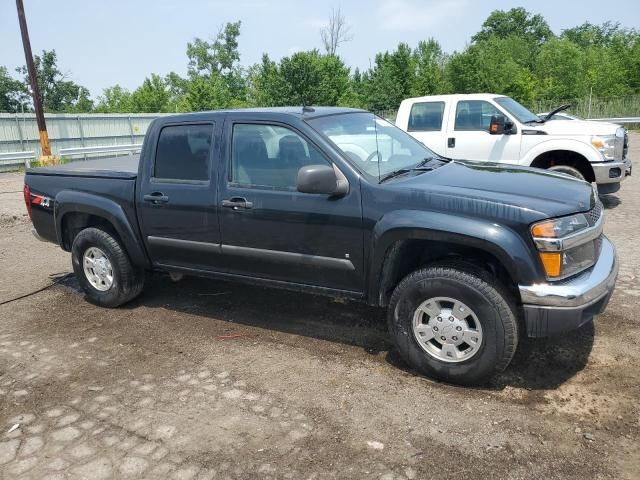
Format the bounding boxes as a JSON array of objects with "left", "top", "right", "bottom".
[{"left": 16, "top": 0, "right": 56, "bottom": 165}]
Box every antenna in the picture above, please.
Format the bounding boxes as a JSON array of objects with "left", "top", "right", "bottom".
[{"left": 302, "top": 105, "right": 315, "bottom": 113}]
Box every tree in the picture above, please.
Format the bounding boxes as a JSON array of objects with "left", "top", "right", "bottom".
[
  {"left": 320, "top": 8, "right": 353, "bottom": 56},
  {"left": 472, "top": 7, "right": 553, "bottom": 46},
  {"left": 130, "top": 74, "right": 170, "bottom": 112},
  {"left": 17, "top": 50, "right": 93, "bottom": 112},
  {"left": 278, "top": 50, "right": 350, "bottom": 106},
  {"left": 94, "top": 85, "right": 133, "bottom": 113},
  {"left": 447, "top": 35, "right": 537, "bottom": 103},
  {"left": 534, "top": 38, "right": 586, "bottom": 99},
  {"left": 562, "top": 21, "right": 637, "bottom": 48},
  {"left": 364, "top": 43, "right": 416, "bottom": 111},
  {"left": 165, "top": 72, "right": 190, "bottom": 112},
  {"left": 187, "top": 22, "right": 242, "bottom": 78},
  {"left": 0, "top": 66, "right": 26, "bottom": 112},
  {"left": 412, "top": 39, "right": 450, "bottom": 96},
  {"left": 247, "top": 54, "right": 289, "bottom": 106},
  {"left": 185, "top": 21, "right": 246, "bottom": 108}
]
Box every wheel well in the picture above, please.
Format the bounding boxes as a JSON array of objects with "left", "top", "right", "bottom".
[
  {"left": 377, "top": 239, "right": 519, "bottom": 307},
  {"left": 60, "top": 213, "right": 119, "bottom": 251},
  {"left": 530, "top": 150, "right": 595, "bottom": 182}
]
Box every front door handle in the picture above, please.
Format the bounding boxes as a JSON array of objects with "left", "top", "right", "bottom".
[
  {"left": 143, "top": 192, "right": 169, "bottom": 204},
  {"left": 222, "top": 197, "right": 253, "bottom": 210},
  {"left": 448, "top": 137, "right": 456, "bottom": 148}
]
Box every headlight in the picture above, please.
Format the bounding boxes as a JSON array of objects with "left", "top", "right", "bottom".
[
  {"left": 591, "top": 135, "right": 616, "bottom": 160},
  {"left": 531, "top": 213, "right": 597, "bottom": 280},
  {"left": 531, "top": 214, "right": 589, "bottom": 238}
]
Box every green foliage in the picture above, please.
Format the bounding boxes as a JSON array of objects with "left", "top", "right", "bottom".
[
  {"left": 17, "top": 50, "right": 93, "bottom": 112},
  {"left": 248, "top": 50, "right": 350, "bottom": 107},
  {"left": 365, "top": 43, "right": 415, "bottom": 111},
  {"left": 3, "top": 10, "right": 640, "bottom": 116},
  {"left": 94, "top": 85, "right": 133, "bottom": 113},
  {"left": 187, "top": 22, "right": 242, "bottom": 77},
  {"left": 130, "top": 74, "right": 170, "bottom": 113},
  {"left": 473, "top": 7, "right": 553, "bottom": 46},
  {"left": 0, "top": 66, "right": 25, "bottom": 112},
  {"left": 412, "top": 39, "right": 450, "bottom": 96}
]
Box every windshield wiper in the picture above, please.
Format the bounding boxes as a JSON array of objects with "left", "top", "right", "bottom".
[
  {"left": 379, "top": 157, "right": 440, "bottom": 183},
  {"left": 379, "top": 168, "right": 413, "bottom": 183},
  {"left": 543, "top": 104, "right": 572, "bottom": 121}
]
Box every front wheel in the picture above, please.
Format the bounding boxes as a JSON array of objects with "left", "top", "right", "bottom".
[
  {"left": 387, "top": 264, "right": 518, "bottom": 385},
  {"left": 548, "top": 165, "right": 586, "bottom": 181},
  {"left": 71, "top": 227, "right": 144, "bottom": 308}
]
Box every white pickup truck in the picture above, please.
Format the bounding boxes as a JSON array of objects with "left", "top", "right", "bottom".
[{"left": 396, "top": 94, "right": 632, "bottom": 194}]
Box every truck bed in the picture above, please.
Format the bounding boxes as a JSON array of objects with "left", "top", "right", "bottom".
[{"left": 28, "top": 155, "right": 140, "bottom": 179}]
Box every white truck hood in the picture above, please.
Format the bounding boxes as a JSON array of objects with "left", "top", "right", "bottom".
[{"left": 531, "top": 119, "right": 620, "bottom": 136}]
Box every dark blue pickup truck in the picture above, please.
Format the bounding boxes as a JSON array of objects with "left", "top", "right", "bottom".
[{"left": 24, "top": 107, "right": 618, "bottom": 385}]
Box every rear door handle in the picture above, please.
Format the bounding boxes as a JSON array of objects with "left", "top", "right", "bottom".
[
  {"left": 143, "top": 192, "right": 169, "bottom": 204},
  {"left": 222, "top": 197, "right": 253, "bottom": 210},
  {"left": 448, "top": 137, "right": 455, "bottom": 148}
]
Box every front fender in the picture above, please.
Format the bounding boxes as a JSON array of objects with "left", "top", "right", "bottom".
[
  {"left": 521, "top": 138, "right": 602, "bottom": 166},
  {"left": 55, "top": 190, "right": 150, "bottom": 268},
  {"left": 367, "top": 210, "right": 541, "bottom": 304}
]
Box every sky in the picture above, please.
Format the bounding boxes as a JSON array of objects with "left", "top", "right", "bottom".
[{"left": 1, "top": 0, "right": 639, "bottom": 98}]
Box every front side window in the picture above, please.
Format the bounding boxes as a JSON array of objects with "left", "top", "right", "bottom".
[
  {"left": 454, "top": 100, "right": 502, "bottom": 132},
  {"left": 231, "top": 124, "right": 329, "bottom": 189},
  {"left": 154, "top": 124, "right": 213, "bottom": 181},
  {"left": 308, "top": 112, "right": 440, "bottom": 181},
  {"left": 408, "top": 102, "right": 445, "bottom": 131}
]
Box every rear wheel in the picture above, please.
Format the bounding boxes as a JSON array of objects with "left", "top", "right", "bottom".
[
  {"left": 71, "top": 227, "right": 144, "bottom": 307},
  {"left": 387, "top": 263, "right": 518, "bottom": 385}
]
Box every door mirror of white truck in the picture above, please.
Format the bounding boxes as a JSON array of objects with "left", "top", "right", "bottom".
[{"left": 489, "top": 115, "right": 513, "bottom": 135}]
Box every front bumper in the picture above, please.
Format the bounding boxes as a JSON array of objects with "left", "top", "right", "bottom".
[
  {"left": 592, "top": 157, "right": 632, "bottom": 185},
  {"left": 519, "top": 236, "right": 618, "bottom": 337}
]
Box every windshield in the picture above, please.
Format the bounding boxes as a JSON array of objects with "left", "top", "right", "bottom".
[
  {"left": 307, "top": 112, "right": 439, "bottom": 181},
  {"left": 494, "top": 96, "right": 540, "bottom": 124}
]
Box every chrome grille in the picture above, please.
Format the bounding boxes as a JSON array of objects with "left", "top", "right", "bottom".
[{"left": 586, "top": 202, "right": 603, "bottom": 227}]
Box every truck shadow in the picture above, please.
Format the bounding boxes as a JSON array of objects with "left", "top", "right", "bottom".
[
  {"left": 600, "top": 195, "right": 622, "bottom": 209},
  {"left": 85, "top": 273, "right": 593, "bottom": 391}
]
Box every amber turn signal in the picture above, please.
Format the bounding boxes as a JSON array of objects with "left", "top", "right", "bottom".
[
  {"left": 539, "top": 252, "right": 561, "bottom": 277},
  {"left": 531, "top": 221, "right": 556, "bottom": 238}
]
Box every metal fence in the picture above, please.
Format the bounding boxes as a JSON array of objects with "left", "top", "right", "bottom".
[{"left": 0, "top": 113, "right": 170, "bottom": 170}]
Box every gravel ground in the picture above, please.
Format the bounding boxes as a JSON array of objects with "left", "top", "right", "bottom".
[{"left": 0, "top": 135, "right": 639, "bottom": 479}]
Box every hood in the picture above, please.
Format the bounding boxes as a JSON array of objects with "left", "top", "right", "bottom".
[
  {"left": 392, "top": 161, "right": 594, "bottom": 224},
  {"left": 530, "top": 119, "right": 620, "bottom": 136}
]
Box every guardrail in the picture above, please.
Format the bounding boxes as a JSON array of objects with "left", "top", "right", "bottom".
[
  {"left": 0, "top": 150, "right": 36, "bottom": 170},
  {"left": 589, "top": 117, "right": 640, "bottom": 124},
  {"left": 58, "top": 144, "right": 143, "bottom": 157}
]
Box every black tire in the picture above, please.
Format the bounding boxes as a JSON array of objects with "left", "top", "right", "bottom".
[
  {"left": 548, "top": 165, "right": 586, "bottom": 181},
  {"left": 71, "top": 227, "right": 144, "bottom": 308},
  {"left": 387, "top": 263, "right": 518, "bottom": 386}
]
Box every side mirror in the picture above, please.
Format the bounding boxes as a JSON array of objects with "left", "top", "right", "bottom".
[
  {"left": 489, "top": 114, "right": 507, "bottom": 134},
  {"left": 297, "top": 164, "right": 348, "bottom": 197}
]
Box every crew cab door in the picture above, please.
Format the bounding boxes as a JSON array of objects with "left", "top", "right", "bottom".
[
  {"left": 401, "top": 100, "right": 448, "bottom": 156},
  {"left": 217, "top": 117, "right": 364, "bottom": 293},
  {"left": 446, "top": 99, "right": 521, "bottom": 162},
  {"left": 137, "top": 121, "right": 221, "bottom": 270}
]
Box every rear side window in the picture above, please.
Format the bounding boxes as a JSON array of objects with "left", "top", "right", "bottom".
[
  {"left": 408, "top": 102, "right": 445, "bottom": 131},
  {"left": 154, "top": 124, "right": 213, "bottom": 181},
  {"left": 454, "top": 100, "right": 501, "bottom": 132}
]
